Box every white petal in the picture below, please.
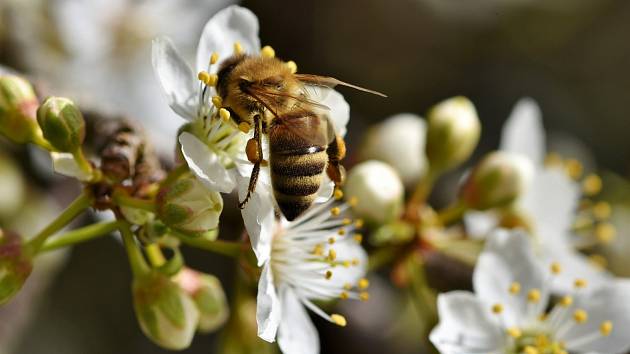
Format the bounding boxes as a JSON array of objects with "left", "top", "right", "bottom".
[
  {"left": 179, "top": 132, "right": 236, "bottom": 193},
  {"left": 473, "top": 229, "right": 548, "bottom": 327},
  {"left": 520, "top": 168, "right": 579, "bottom": 246},
  {"left": 542, "top": 247, "right": 611, "bottom": 294},
  {"left": 152, "top": 37, "right": 197, "bottom": 120},
  {"left": 195, "top": 5, "right": 261, "bottom": 73},
  {"left": 277, "top": 287, "right": 320, "bottom": 354},
  {"left": 51, "top": 152, "right": 92, "bottom": 181},
  {"left": 236, "top": 171, "right": 274, "bottom": 265},
  {"left": 256, "top": 262, "right": 282, "bottom": 342},
  {"left": 559, "top": 280, "right": 630, "bottom": 353},
  {"left": 463, "top": 211, "right": 500, "bottom": 240},
  {"left": 430, "top": 292, "right": 505, "bottom": 354},
  {"left": 500, "top": 98, "right": 546, "bottom": 166},
  {"left": 321, "top": 89, "right": 350, "bottom": 138}
]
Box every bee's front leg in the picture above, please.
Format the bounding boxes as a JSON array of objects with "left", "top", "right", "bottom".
[
  {"left": 238, "top": 116, "right": 263, "bottom": 209},
  {"left": 326, "top": 134, "right": 347, "bottom": 186}
]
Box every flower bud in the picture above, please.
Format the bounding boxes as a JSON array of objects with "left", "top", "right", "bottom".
[
  {"left": 157, "top": 175, "right": 223, "bottom": 237},
  {"left": 0, "top": 229, "right": 33, "bottom": 305},
  {"left": 426, "top": 96, "right": 481, "bottom": 173},
  {"left": 132, "top": 271, "right": 200, "bottom": 350},
  {"left": 0, "top": 75, "right": 42, "bottom": 144},
  {"left": 344, "top": 160, "right": 404, "bottom": 225},
  {"left": 459, "top": 151, "right": 534, "bottom": 210},
  {"left": 174, "top": 268, "right": 228, "bottom": 333},
  {"left": 36, "top": 97, "right": 85, "bottom": 152},
  {"left": 360, "top": 113, "right": 427, "bottom": 187}
]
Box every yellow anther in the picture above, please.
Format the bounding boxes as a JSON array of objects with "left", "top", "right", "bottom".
[
  {"left": 342, "top": 218, "right": 352, "bottom": 225},
  {"left": 313, "top": 244, "right": 324, "bottom": 256},
  {"left": 538, "top": 313, "right": 548, "bottom": 321},
  {"left": 588, "top": 254, "right": 608, "bottom": 269},
  {"left": 343, "top": 283, "right": 352, "bottom": 290},
  {"left": 212, "top": 95, "right": 223, "bottom": 108},
  {"left": 600, "top": 321, "right": 613, "bottom": 336},
  {"left": 592, "top": 201, "right": 611, "bottom": 220},
  {"left": 595, "top": 223, "right": 616, "bottom": 243},
  {"left": 238, "top": 122, "right": 251, "bottom": 134},
  {"left": 545, "top": 153, "right": 563, "bottom": 167},
  {"left": 337, "top": 228, "right": 346, "bottom": 236},
  {"left": 340, "top": 291, "right": 349, "bottom": 300},
  {"left": 359, "top": 292, "right": 370, "bottom": 301},
  {"left": 286, "top": 60, "right": 297, "bottom": 74},
  {"left": 507, "top": 327, "right": 522, "bottom": 338},
  {"left": 527, "top": 289, "right": 541, "bottom": 303},
  {"left": 260, "top": 45, "right": 275, "bottom": 58},
  {"left": 328, "top": 237, "right": 336, "bottom": 245},
  {"left": 348, "top": 197, "right": 359, "bottom": 207},
  {"left": 353, "top": 234, "right": 363, "bottom": 243},
  {"left": 206, "top": 73, "right": 218, "bottom": 86},
  {"left": 331, "top": 314, "right": 347, "bottom": 327},
  {"left": 219, "top": 108, "right": 231, "bottom": 122},
  {"left": 342, "top": 260, "right": 351, "bottom": 268},
  {"left": 334, "top": 189, "right": 344, "bottom": 200},
  {"left": 351, "top": 258, "right": 360, "bottom": 266},
  {"left": 524, "top": 346, "right": 539, "bottom": 354},
  {"left": 328, "top": 249, "right": 337, "bottom": 262},
  {"left": 325, "top": 270, "right": 333, "bottom": 280},
  {"left": 582, "top": 174, "right": 603, "bottom": 196},
  {"left": 354, "top": 219, "right": 364, "bottom": 228},
  {"left": 509, "top": 282, "right": 521, "bottom": 294},
  {"left": 492, "top": 303, "right": 504, "bottom": 314},
  {"left": 564, "top": 159, "right": 583, "bottom": 180},
  {"left": 358, "top": 278, "right": 369, "bottom": 290},
  {"left": 573, "top": 309, "right": 588, "bottom": 323},
  {"left": 559, "top": 296, "right": 573, "bottom": 307},
  {"left": 233, "top": 41, "right": 243, "bottom": 55},
  {"left": 197, "top": 70, "right": 210, "bottom": 83},
  {"left": 550, "top": 262, "right": 562, "bottom": 275},
  {"left": 330, "top": 207, "right": 341, "bottom": 216},
  {"left": 210, "top": 52, "right": 219, "bottom": 65},
  {"left": 574, "top": 278, "right": 588, "bottom": 289}
]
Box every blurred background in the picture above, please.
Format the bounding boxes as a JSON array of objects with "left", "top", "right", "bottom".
[{"left": 1, "top": 0, "right": 630, "bottom": 353}]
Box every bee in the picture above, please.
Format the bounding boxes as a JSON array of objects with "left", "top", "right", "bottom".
[{"left": 214, "top": 50, "right": 385, "bottom": 221}]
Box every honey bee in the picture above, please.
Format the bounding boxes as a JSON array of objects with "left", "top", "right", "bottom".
[{"left": 214, "top": 50, "right": 385, "bottom": 220}]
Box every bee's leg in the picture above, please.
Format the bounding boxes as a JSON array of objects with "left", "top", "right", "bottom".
[
  {"left": 325, "top": 134, "right": 347, "bottom": 186},
  {"left": 238, "top": 116, "right": 263, "bottom": 209}
]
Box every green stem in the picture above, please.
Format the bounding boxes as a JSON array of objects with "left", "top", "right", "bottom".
[
  {"left": 406, "top": 256, "right": 438, "bottom": 353},
  {"left": 39, "top": 221, "right": 120, "bottom": 252},
  {"left": 145, "top": 243, "right": 166, "bottom": 267},
  {"left": 161, "top": 164, "right": 189, "bottom": 188},
  {"left": 119, "top": 221, "right": 150, "bottom": 277},
  {"left": 177, "top": 232, "right": 242, "bottom": 258},
  {"left": 113, "top": 192, "right": 156, "bottom": 213},
  {"left": 31, "top": 134, "right": 54, "bottom": 151},
  {"left": 72, "top": 149, "right": 94, "bottom": 178},
  {"left": 437, "top": 200, "right": 468, "bottom": 226},
  {"left": 27, "top": 191, "right": 93, "bottom": 254}
]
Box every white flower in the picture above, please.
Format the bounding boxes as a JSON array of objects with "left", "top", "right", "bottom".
[
  {"left": 464, "top": 98, "right": 611, "bottom": 293},
  {"left": 153, "top": 5, "right": 351, "bottom": 252},
  {"left": 430, "top": 229, "right": 630, "bottom": 354},
  {"left": 8, "top": 0, "right": 234, "bottom": 154},
  {"left": 254, "top": 198, "right": 369, "bottom": 354}
]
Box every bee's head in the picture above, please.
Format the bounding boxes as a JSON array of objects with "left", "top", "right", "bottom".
[{"left": 215, "top": 54, "right": 246, "bottom": 99}]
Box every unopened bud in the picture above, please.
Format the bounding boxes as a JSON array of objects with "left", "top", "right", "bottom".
[
  {"left": 37, "top": 97, "right": 85, "bottom": 152},
  {"left": 360, "top": 113, "right": 427, "bottom": 187},
  {"left": 460, "top": 151, "right": 533, "bottom": 210},
  {"left": 174, "top": 268, "right": 228, "bottom": 333},
  {"left": 426, "top": 96, "right": 480, "bottom": 172},
  {"left": 157, "top": 175, "right": 223, "bottom": 236},
  {"left": 132, "top": 271, "right": 200, "bottom": 350},
  {"left": 0, "top": 229, "right": 33, "bottom": 305},
  {"left": 0, "top": 75, "right": 42, "bottom": 144},
  {"left": 344, "top": 160, "right": 404, "bottom": 225}
]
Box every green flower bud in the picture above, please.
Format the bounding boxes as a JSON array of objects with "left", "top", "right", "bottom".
[
  {"left": 36, "top": 97, "right": 85, "bottom": 152},
  {"left": 132, "top": 270, "right": 200, "bottom": 350},
  {"left": 460, "top": 151, "right": 534, "bottom": 210},
  {"left": 360, "top": 113, "right": 427, "bottom": 187},
  {"left": 0, "top": 75, "right": 42, "bottom": 144},
  {"left": 157, "top": 175, "right": 223, "bottom": 237},
  {"left": 344, "top": 160, "right": 404, "bottom": 225},
  {"left": 174, "top": 268, "right": 228, "bottom": 333},
  {"left": 0, "top": 229, "right": 33, "bottom": 305},
  {"left": 426, "top": 96, "right": 481, "bottom": 173}
]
